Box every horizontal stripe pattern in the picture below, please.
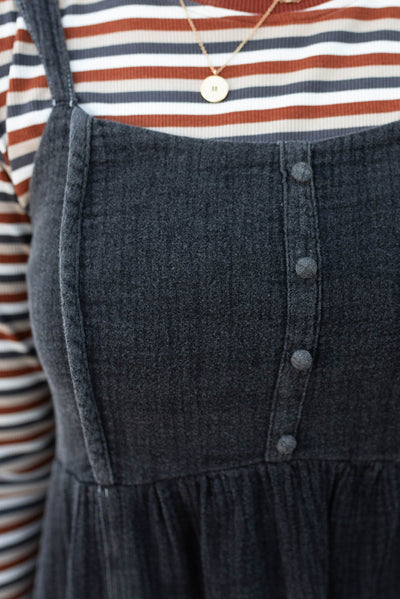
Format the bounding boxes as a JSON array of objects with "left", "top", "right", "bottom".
[
  {"left": 0, "top": 155, "right": 54, "bottom": 596},
  {"left": 0, "top": 0, "right": 399, "bottom": 595}
]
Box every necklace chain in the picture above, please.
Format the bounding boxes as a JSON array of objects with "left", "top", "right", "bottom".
[{"left": 178, "top": 0, "right": 303, "bottom": 76}]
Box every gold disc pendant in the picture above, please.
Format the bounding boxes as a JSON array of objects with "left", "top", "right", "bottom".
[{"left": 200, "top": 74, "right": 229, "bottom": 102}]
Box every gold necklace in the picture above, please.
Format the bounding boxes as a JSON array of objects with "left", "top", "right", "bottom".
[{"left": 179, "top": 0, "right": 303, "bottom": 102}]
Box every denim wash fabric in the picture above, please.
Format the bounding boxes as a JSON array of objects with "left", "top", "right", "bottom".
[{"left": 15, "top": 0, "right": 400, "bottom": 597}]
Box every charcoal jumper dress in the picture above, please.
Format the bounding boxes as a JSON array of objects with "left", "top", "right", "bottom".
[{"left": 15, "top": 0, "right": 400, "bottom": 597}]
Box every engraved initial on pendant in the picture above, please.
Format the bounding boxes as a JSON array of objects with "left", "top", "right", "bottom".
[{"left": 200, "top": 74, "right": 229, "bottom": 102}]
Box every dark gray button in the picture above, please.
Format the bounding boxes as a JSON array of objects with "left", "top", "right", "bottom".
[
  {"left": 276, "top": 434, "right": 297, "bottom": 455},
  {"left": 290, "top": 162, "right": 312, "bottom": 183},
  {"left": 295, "top": 256, "right": 317, "bottom": 279},
  {"left": 291, "top": 349, "right": 312, "bottom": 371}
]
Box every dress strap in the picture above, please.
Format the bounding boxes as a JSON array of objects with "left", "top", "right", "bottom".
[{"left": 15, "top": 0, "right": 78, "bottom": 106}]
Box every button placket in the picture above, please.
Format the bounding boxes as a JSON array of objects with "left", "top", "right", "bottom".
[{"left": 264, "top": 141, "right": 322, "bottom": 461}]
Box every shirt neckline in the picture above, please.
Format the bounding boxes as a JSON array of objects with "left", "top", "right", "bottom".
[
  {"left": 186, "top": 0, "right": 332, "bottom": 13},
  {"left": 182, "top": 0, "right": 353, "bottom": 25}
]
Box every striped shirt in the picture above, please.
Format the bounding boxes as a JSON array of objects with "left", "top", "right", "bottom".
[{"left": 0, "top": 0, "right": 398, "bottom": 595}]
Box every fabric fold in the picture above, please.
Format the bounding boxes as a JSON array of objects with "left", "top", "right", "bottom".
[{"left": 32, "top": 457, "right": 400, "bottom": 599}]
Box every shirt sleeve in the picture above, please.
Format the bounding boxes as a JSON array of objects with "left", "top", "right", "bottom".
[{"left": 0, "top": 1, "right": 55, "bottom": 597}]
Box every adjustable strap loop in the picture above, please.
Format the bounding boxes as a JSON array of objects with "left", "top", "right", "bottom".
[{"left": 15, "top": 0, "right": 78, "bottom": 106}]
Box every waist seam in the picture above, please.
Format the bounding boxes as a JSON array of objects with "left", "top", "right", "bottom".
[{"left": 53, "top": 454, "right": 400, "bottom": 489}]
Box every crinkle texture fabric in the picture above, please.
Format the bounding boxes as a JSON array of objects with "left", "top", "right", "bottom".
[
  {"left": 34, "top": 457, "right": 400, "bottom": 599},
  {"left": 16, "top": 0, "right": 400, "bottom": 597}
]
